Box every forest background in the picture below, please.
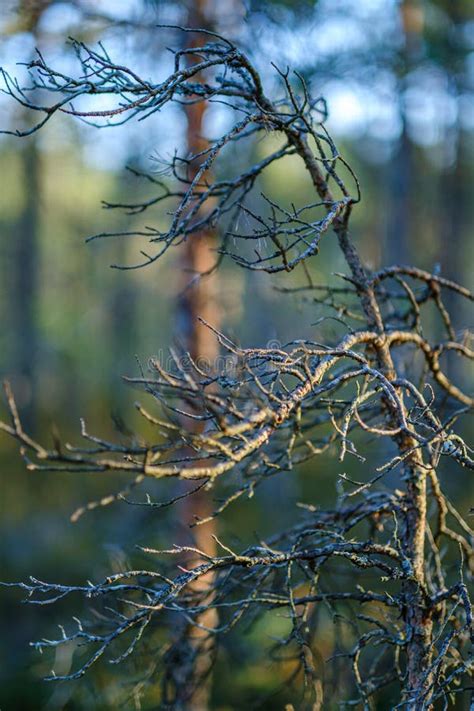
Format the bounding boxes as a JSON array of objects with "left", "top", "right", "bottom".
[{"left": 0, "top": 0, "right": 472, "bottom": 708}]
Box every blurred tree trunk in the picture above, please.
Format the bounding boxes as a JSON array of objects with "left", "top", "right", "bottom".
[
  {"left": 439, "top": 134, "right": 467, "bottom": 291},
  {"left": 435, "top": 2, "right": 471, "bottom": 379},
  {"left": 386, "top": 130, "right": 413, "bottom": 265},
  {"left": 437, "top": 0, "right": 472, "bottom": 317},
  {"left": 386, "top": 0, "right": 424, "bottom": 267},
  {"left": 11, "top": 138, "right": 40, "bottom": 430},
  {"left": 109, "top": 246, "right": 138, "bottom": 413},
  {"left": 437, "top": 130, "right": 470, "bottom": 383},
  {"left": 173, "top": 2, "right": 221, "bottom": 708},
  {"left": 172, "top": 3, "right": 244, "bottom": 706},
  {"left": 9, "top": 1, "right": 52, "bottom": 429},
  {"left": 17, "top": 0, "right": 50, "bottom": 30}
]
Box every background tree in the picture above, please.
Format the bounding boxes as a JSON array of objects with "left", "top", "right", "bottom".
[{"left": 3, "top": 0, "right": 53, "bottom": 429}]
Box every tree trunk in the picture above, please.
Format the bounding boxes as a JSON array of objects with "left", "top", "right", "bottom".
[
  {"left": 403, "top": 466, "right": 433, "bottom": 708},
  {"left": 8, "top": 0, "right": 53, "bottom": 429},
  {"left": 387, "top": 12, "right": 435, "bottom": 697},
  {"left": 11, "top": 138, "right": 40, "bottom": 431},
  {"left": 173, "top": 2, "right": 222, "bottom": 707},
  {"left": 385, "top": 0, "right": 423, "bottom": 267}
]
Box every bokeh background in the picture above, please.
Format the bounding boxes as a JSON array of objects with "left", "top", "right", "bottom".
[{"left": 0, "top": 0, "right": 472, "bottom": 708}]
